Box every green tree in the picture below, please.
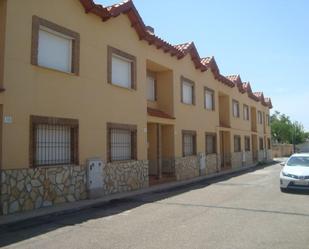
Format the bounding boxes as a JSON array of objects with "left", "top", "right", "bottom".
[{"left": 271, "top": 111, "right": 308, "bottom": 144}]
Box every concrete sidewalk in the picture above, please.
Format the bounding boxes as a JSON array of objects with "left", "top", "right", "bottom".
[{"left": 0, "top": 162, "right": 274, "bottom": 227}]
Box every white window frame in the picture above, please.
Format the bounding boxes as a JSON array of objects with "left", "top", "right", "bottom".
[
  {"left": 233, "top": 100, "right": 240, "bottom": 118},
  {"left": 38, "top": 26, "right": 73, "bottom": 73},
  {"left": 205, "top": 88, "right": 215, "bottom": 110},
  {"left": 147, "top": 74, "right": 156, "bottom": 101},
  {"left": 111, "top": 54, "right": 133, "bottom": 89},
  {"left": 243, "top": 105, "right": 249, "bottom": 121},
  {"left": 258, "top": 111, "right": 263, "bottom": 124},
  {"left": 182, "top": 81, "right": 193, "bottom": 105}
]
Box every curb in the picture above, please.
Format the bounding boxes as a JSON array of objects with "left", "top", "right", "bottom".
[{"left": 0, "top": 161, "right": 274, "bottom": 228}]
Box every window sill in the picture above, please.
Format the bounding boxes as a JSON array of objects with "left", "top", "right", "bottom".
[
  {"left": 33, "top": 163, "right": 79, "bottom": 169},
  {"left": 181, "top": 102, "right": 195, "bottom": 107},
  {"left": 33, "top": 64, "right": 78, "bottom": 76},
  {"left": 206, "top": 153, "right": 217, "bottom": 156},
  {"left": 205, "top": 108, "right": 215, "bottom": 112},
  {"left": 108, "top": 82, "right": 136, "bottom": 91},
  {"left": 109, "top": 159, "right": 137, "bottom": 164}
]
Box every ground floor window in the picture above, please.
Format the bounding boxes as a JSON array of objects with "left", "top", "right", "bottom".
[
  {"left": 267, "top": 138, "right": 271, "bottom": 150},
  {"left": 259, "top": 137, "right": 264, "bottom": 150},
  {"left": 206, "top": 133, "right": 216, "bottom": 154},
  {"left": 30, "top": 116, "right": 78, "bottom": 167},
  {"left": 245, "top": 136, "right": 251, "bottom": 152},
  {"left": 234, "top": 135, "right": 241, "bottom": 152},
  {"left": 182, "top": 130, "right": 196, "bottom": 157},
  {"left": 107, "top": 123, "right": 137, "bottom": 162}
]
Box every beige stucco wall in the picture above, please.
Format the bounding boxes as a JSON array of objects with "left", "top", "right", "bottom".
[{"left": 1, "top": 0, "right": 272, "bottom": 170}]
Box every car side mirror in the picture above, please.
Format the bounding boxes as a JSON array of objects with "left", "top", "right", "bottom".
[{"left": 280, "top": 162, "right": 285, "bottom": 166}]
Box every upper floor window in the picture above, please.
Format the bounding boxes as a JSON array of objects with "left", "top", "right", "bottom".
[
  {"left": 107, "top": 123, "right": 137, "bottom": 162},
  {"left": 204, "top": 87, "right": 215, "bottom": 111},
  {"left": 30, "top": 116, "right": 79, "bottom": 167},
  {"left": 147, "top": 72, "right": 156, "bottom": 101},
  {"left": 234, "top": 135, "right": 241, "bottom": 152},
  {"left": 182, "top": 130, "right": 196, "bottom": 157},
  {"left": 232, "top": 100, "right": 240, "bottom": 118},
  {"left": 243, "top": 104, "right": 250, "bottom": 121},
  {"left": 181, "top": 77, "right": 195, "bottom": 105},
  {"left": 108, "top": 46, "right": 136, "bottom": 89},
  {"left": 266, "top": 114, "right": 270, "bottom": 126},
  {"left": 206, "top": 133, "right": 216, "bottom": 154},
  {"left": 258, "top": 111, "right": 263, "bottom": 124},
  {"left": 31, "top": 16, "right": 80, "bottom": 74}
]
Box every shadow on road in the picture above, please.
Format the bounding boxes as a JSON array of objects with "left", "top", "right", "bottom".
[{"left": 0, "top": 162, "right": 285, "bottom": 247}]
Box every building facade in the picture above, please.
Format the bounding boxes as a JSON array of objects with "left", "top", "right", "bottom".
[{"left": 0, "top": 0, "right": 273, "bottom": 215}]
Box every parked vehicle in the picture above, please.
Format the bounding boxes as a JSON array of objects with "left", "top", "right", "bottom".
[{"left": 280, "top": 153, "right": 309, "bottom": 192}]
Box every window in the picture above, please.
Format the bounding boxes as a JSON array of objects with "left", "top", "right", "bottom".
[
  {"left": 266, "top": 114, "right": 270, "bottom": 126},
  {"left": 108, "top": 46, "right": 136, "bottom": 89},
  {"left": 234, "top": 135, "right": 241, "bottom": 152},
  {"left": 182, "top": 130, "right": 196, "bottom": 157},
  {"left": 245, "top": 136, "right": 251, "bottom": 152},
  {"left": 204, "top": 87, "right": 215, "bottom": 110},
  {"left": 259, "top": 137, "right": 264, "bottom": 150},
  {"left": 181, "top": 77, "right": 195, "bottom": 105},
  {"left": 206, "top": 133, "right": 216, "bottom": 154},
  {"left": 258, "top": 111, "right": 263, "bottom": 124},
  {"left": 232, "top": 100, "right": 240, "bottom": 118},
  {"left": 147, "top": 72, "right": 156, "bottom": 101},
  {"left": 267, "top": 138, "right": 271, "bottom": 149},
  {"left": 107, "top": 123, "right": 137, "bottom": 162},
  {"left": 31, "top": 16, "right": 80, "bottom": 74},
  {"left": 243, "top": 104, "right": 249, "bottom": 121},
  {"left": 30, "top": 116, "right": 78, "bottom": 167}
]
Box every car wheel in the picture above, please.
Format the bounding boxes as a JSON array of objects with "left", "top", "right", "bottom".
[{"left": 280, "top": 187, "right": 287, "bottom": 193}]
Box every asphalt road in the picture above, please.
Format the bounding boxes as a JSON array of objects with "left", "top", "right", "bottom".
[{"left": 1, "top": 163, "right": 309, "bottom": 249}]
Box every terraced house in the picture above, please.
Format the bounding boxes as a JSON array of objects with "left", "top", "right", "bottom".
[{"left": 0, "top": 0, "right": 273, "bottom": 215}]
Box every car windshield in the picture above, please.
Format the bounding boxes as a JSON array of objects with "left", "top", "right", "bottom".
[{"left": 286, "top": 156, "right": 309, "bottom": 167}]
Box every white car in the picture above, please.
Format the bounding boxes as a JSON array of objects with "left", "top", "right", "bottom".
[{"left": 280, "top": 153, "right": 309, "bottom": 192}]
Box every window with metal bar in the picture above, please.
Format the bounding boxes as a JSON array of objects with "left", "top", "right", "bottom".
[
  {"left": 259, "top": 137, "right": 264, "bottom": 150},
  {"left": 245, "top": 136, "right": 251, "bottom": 152},
  {"left": 107, "top": 123, "right": 137, "bottom": 162},
  {"left": 234, "top": 135, "right": 241, "bottom": 152},
  {"left": 110, "top": 129, "right": 132, "bottom": 161},
  {"left": 206, "top": 133, "right": 216, "bottom": 154},
  {"left": 182, "top": 130, "right": 196, "bottom": 157},
  {"left": 30, "top": 116, "right": 78, "bottom": 167}
]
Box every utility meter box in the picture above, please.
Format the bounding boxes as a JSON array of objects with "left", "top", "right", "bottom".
[
  {"left": 87, "top": 158, "right": 104, "bottom": 199},
  {"left": 199, "top": 153, "right": 206, "bottom": 176}
]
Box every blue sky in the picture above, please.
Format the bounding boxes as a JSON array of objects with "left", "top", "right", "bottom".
[{"left": 96, "top": 0, "right": 309, "bottom": 130}]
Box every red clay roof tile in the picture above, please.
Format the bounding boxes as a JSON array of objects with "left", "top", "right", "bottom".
[{"left": 79, "top": 0, "right": 272, "bottom": 108}]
